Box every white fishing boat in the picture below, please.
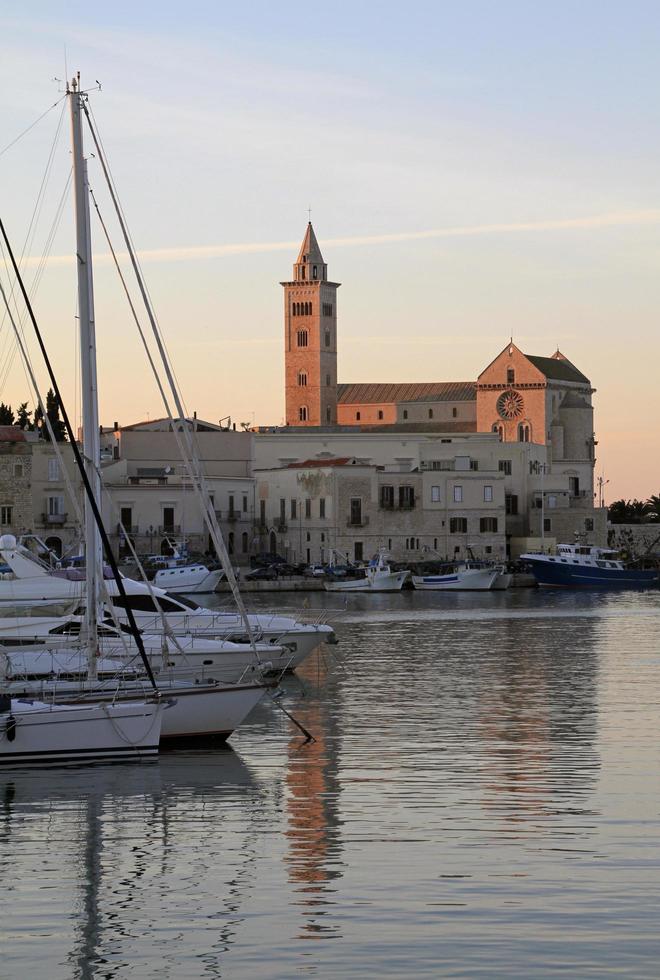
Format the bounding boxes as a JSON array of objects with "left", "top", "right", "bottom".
[
  {"left": 0, "top": 693, "right": 162, "bottom": 766},
  {"left": 324, "top": 551, "right": 410, "bottom": 593},
  {"left": 412, "top": 561, "right": 500, "bottom": 591}
]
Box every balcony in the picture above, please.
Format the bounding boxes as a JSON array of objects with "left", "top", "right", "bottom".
[
  {"left": 117, "top": 524, "right": 139, "bottom": 535},
  {"left": 41, "top": 512, "right": 67, "bottom": 525},
  {"left": 226, "top": 510, "right": 238, "bottom": 522},
  {"left": 276, "top": 521, "right": 287, "bottom": 533},
  {"left": 158, "top": 524, "right": 181, "bottom": 535},
  {"left": 347, "top": 514, "right": 369, "bottom": 527}
]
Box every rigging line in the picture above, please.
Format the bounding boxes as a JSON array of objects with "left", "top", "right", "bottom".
[
  {"left": 0, "top": 94, "right": 67, "bottom": 159},
  {"left": 0, "top": 216, "right": 159, "bottom": 693},
  {"left": 0, "top": 101, "right": 67, "bottom": 347},
  {"left": 0, "top": 169, "right": 73, "bottom": 401},
  {"left": 82, "top": 104, "right": 259, "bottom": 660},
  {"left": 86, "top": 102, "right": 189, "bottom": 416}
]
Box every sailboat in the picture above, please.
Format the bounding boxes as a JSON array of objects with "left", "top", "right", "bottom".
[{"left": 0, "top": 75, "right": 273, "bottom": 745}]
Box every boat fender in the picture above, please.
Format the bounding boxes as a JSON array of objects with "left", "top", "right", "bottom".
[{"left": 5, "top": 714, "right": 16, "bottom": 742}]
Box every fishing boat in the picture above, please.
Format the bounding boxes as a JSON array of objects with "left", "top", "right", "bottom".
[
  {"left": 520, "top": 542, "right": 660, "bottom": 589},
  {"left": 412, "top": 560, "right": 500, "bottom": 591},
  {"left": 324, "top": 551, "right": 410, "bottom": 593}
]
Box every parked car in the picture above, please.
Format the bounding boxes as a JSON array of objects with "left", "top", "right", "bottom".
[
  {"left": 244, "top": 565, "right": 278, "bottom": 581},
  {"left": 304, "top": 564, "right": 326, "bottom": 578},
  {"left": 250, "top": 552, "right": 286, "bottom": 569}
]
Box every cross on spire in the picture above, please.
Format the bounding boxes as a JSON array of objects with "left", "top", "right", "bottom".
[{"left": 306, "top": 205, "right": 312, "bottom": 222}]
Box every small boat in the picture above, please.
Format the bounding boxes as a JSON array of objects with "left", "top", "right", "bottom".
[
  {"left": 0, "top": 693, "right": 162, "bottom": 766},
  {"left": 490, "top": 566, "right": 512, "bottom": 590},
  {"left": 153, "top": 561, "right": 224, "bottom": 594},
  {"left": 520, "top": 542, "right": 660, "bottom": 589},
  {"left": 412, "top": 561, "right": 500, "bottom": 591},
  {"left": 324, "top": 551, "right": 410, "bottom": 593}
]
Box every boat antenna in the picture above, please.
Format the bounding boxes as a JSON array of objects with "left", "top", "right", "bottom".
[{"left": 0, "top": 216, "right": 158, "bottom": 691}]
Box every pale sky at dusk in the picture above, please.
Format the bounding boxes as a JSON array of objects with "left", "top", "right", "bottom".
[{"left": 1, "top": 1, "right": 659, "bottom": 500}]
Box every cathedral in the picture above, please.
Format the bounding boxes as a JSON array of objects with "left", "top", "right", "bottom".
[{"left": 282, "top": 223, "right": 596, "bottom": 498}]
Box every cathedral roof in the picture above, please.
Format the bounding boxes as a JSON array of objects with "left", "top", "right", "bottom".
[
  {"left": 337, "top": 381, "right": 476, "bottom": 404},
  {"left": 525, "top": 355, "right": 590, "bottom": 385},
  {"left": 296, "top": 222, "right": 325, "bottom": 265}
]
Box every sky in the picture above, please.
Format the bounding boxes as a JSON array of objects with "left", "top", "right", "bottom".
[{"left": 0, "top": 1, "right": 659, "bottom": 501}]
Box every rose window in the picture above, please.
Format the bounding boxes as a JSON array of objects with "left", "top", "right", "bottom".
[{"left": 496, "top": 389, "right": 524, "bottom": 420}]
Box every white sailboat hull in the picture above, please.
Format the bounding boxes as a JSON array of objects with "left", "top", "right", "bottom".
[{"left": 0, "top": 699, "right": 162, "bottom": 766}]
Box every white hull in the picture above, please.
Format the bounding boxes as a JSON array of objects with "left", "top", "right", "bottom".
[
  {"left": 153, "top": 565, "right": 224, "bottom": 594},
  {"left": 0, "top": 698, "right": 162, "bottom": 766},
  {"left": 5, "top": 677, "right": 267, "bottom": 743},
  {"left": 491, "top": 572, "right": 512, "bottom": 590},
  {"left": 325, "top": 571, "right": 409, "bottom": 592},
  {"left": 412, "top": 568, "right": 499, "bottom": 591}
]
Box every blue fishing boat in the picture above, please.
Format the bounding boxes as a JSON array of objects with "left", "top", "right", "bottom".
[{"left": 520, "top": 543, "right": 659, "bottom": 589}]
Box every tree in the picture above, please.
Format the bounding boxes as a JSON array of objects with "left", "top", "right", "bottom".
[
  {"left": 45, "top": 388, "right": 66, "bottom": 442},
  {"left": 15, "top": 402, "right": 31, "bottom": 430},
  {"left": 608, "top": 498, "right": 650, "bottom": 524},
  {"left": 0, "top": 402, "right": 14, "bottom": 425},
  {"left": 645, "top": 494, "right": 660, "bottom": 522}
]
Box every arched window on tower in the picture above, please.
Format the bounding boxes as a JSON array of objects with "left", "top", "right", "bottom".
[
  {"left": 297, "top": 329, "right": 308, "bottom": 348},
  {"left": 518, "top": 423, "right": 530, "bottom": 442},
  {"left": 299, "top": 406, "right": 308, "bottom": 422},
  {"left": 507, "top": 368, "right": 515, "bottom": 384},
  {"left": 324, "top": 329, "right": 331, "bottom": 347},
  {"left": 492, "top": 423, "right": 504, "bottom": 441},
  {"left": 356, "top": 411, "right": 361, "bottom": 421},
  {"left": 298, "top": 371, "right": 307, "bottom": 386},
  {"left": 313, "top": 265, "right": 318, "bottom": 279},
  {"left": 326, "top": 406, "right": 331, "bottom": 422}
]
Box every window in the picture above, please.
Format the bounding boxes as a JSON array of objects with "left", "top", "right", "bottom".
[
  {"left": 299, "top": 406, "right": 308, "bottom": 422},
  {"left": 403, "top": 410, "right": 408, "bottom": 420},
  {"left": 499, "top": 460, "right": 512, "bottom": 476},
  {"left": 228, "top": 531, "right": 234, "bottom": 555},
  {"left": 242, "top": 531, "right": 249, "bottom": 553},
  {"left": 356, "top": 412, "right": 361, "bottom": 421},
  {"left": 428, "top": 409, "right": 433, "bottom": 419},
  {"left": 431, "top": 486, "right": 441, "bottom": 503},
  {"left": 349, "top": 498, "right": 362, "bottom": 525},
  {"left": 325, "top": 330, "right": 331, "bottom": 347},
  {"left": 585, "top": 518, "right": 594, "bottom": 531},
  {"left": 259, "top": 499, "right": 266, "bottom": 525},
  {"left": 298, "top": 371, "right": 307, "bottom": 386},
  {"left": 452, "top": 407, "right": 457, "bottom": 418},
  {"left": 518, "top": 423, "right": 530, "bottom": 442},
  {"left": 450, "top": 517, "right": 468, "bottom": 533},
  {"left": 378, "top": 410, "right": 383, "bottom": 420},
  {"left": 470, "top": 460, "right": 479, "bottom": 471},
  {"left": 480, "top": 517, "right": 498, "bottom": 533},
  {"left": 297, "top": 329, "right": 308, "bottom": 347},
  {"left": 305, "top": 498, "right": 311, "bottom": 519},
  {"left": 162, "top": 506, "right": 175, "bottom": 530},
  {"left": 484, "top": 485, "right": 493, "bottom": 502},
  {"left": 120, "top": 506, "right": 133, "bottom": 531},
  {"left": 399, "top": 486, "right": 415, "bottom": 509},
  {"left": 380, "top": 485, "right": 394, "bottom": 509},
  {"left": 354, "top": 541, "right": 363, "bottom": 562},
  {"left": 279, "top": 498, "right": 286, "bottom": 523},
  {"left": 569, "top": 477, "right": 580, "bottom": 497},
  {"left": 544, "top": 518, "right": 552, "bottom": 532},
  {"left": 507, "top": 368, "right": 515, "bottom": 384},
  {"left": 326, "top": 407, "right": 331, "bottom": 422},
  {"left": 505, "top": 493, "right": 518, "bottom": 515},
  {"left": 323, "top": 303, "right": 333, "bottom": 316},
  {"left": 319, "top": 497, "right": 326, "bottom": 519},
  {"left": 290, "top": 499, "right": 297, "bottom": 519},
  {"left": 326, "top": 374, "right": 331, "bottom": 386},
  {"left": 312, "top": 265, "right": 317, "bottom": 279},
  {"left": 14, "top": 463, "right": 23, "bottom": 478},
  {"left": 0, "top": 505, "right": 12, "bottom": 525},
  {"left": 228, "top": 494, "right": 235, "bottom": 517},
  {"left": 453, "top": 485, "right": 463, "bottom": 503},
  {"left": 48, "top": 457, "right": 59, "bottom": 481},
  {"left": 547, "top": 495, "right": 557, "bottom": 509},
  {"left": 242, "top": 494, "right": 248, "bottom": 513}
]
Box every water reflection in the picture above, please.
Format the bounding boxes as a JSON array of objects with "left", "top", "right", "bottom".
[{"left": 284, "top": 657, "right": 345, "bottom": 940}]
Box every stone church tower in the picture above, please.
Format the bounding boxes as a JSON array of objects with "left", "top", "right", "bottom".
[{"left": 282, "top": 223, "right": 340, "bottom": 426}]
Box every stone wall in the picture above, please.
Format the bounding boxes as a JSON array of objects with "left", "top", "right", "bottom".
[{"left": 606, "top": 524, "right": 660, "bottom": 556}]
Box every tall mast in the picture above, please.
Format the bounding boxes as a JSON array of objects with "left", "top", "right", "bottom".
[{"left": 69, "top": 73, "right": 102, "bottom": 676}]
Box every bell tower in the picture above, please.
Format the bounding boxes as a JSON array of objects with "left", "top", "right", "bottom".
[{"left": 282, "top": 223, "right": 340, "bottom": 426}]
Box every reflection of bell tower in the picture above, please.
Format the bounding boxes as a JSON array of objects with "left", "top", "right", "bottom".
[{"left": 282, "top": 224, "right": 340, "bottom": 427}]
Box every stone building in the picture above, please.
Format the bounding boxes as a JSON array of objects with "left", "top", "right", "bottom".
[{"left": 101, "top": 417, "right": 256, "bottom": 562}]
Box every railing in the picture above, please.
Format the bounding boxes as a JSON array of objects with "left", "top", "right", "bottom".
[
  {"left": 117, "top": 524, "right": 139, "bottom": 535},
  {"left": 227, "top": 510, "right": 238, "bottom": 522},
  {"left": 158, "top": 524, "right": 181, "bottom": 534},
  {"left": 276, "top": 521, "right": 287, "bottom": 532},
  {"left": 41, "top": 512, "right": 67, "bottom": 525},
  {"left": 128, "top": 476, "right": 168, "bottom": 485},
  {"left": 347, "top": 515, "right": 369, "bottom": 527}
]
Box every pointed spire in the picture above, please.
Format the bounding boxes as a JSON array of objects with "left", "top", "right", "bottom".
[{"left": 293, "top": 222, "right": 327, "bottom": 282}]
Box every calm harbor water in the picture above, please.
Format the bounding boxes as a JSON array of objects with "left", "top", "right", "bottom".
[{"left": 1, "top": 588, "right": 660, "bottom": 978}]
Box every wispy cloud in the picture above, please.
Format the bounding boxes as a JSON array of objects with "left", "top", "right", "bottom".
[{"left": 23, "top": 209, "right": 660, "bottom": 268}]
